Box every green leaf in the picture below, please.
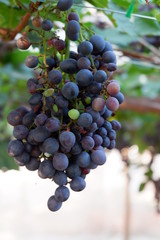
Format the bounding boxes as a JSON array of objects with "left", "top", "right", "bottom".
[
  {"left": 145, "top": 169, "right": 153, "bottom": 179},
  {"left": 86, "top": 0, "right": 108, "bottom": 8},
  {"left": 139, "top": 182, "right": 146, "bottom": 192},
  {"left": 126, "top": 0, "right": 135, "bottom": 18}
]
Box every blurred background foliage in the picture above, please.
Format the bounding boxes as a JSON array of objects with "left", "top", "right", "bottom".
[{"left": 0, "top": 0, "right": 160, "bottom": 206}]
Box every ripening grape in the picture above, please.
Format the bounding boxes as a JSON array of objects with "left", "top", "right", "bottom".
[
  {"left": 16, "top": 36, "right": 31, "bottom": 50},
  {"left": 106, "top": 97, "right": 119, "bottom": 112},
  {"left": 92, "top": 98, "right": 105, "bottom": 112},
  {"left": 47, "top": 195, "right": 62, "bottom": 212},
  {"left": 25, "top": 55, "right": 39, "bottom": 68},
  {"left": 32, "top": 16, "right": 43, "bottom": 28},
  {"left": 107, "top": 81, "right": 120, "bottom": 95}
]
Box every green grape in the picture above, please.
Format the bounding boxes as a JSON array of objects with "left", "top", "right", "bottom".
[{"left": 68, "top": 109, "right": 80, "bottom": 120}]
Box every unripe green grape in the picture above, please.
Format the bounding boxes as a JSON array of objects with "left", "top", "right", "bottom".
[
  {"left": 68, "top": 109, "right": 80, "bottom": 120},
  {"left": 43, "top": 88, "right": 54, "bottom": 97}
]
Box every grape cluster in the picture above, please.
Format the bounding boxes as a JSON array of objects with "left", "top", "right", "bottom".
[{"left": 7, "top": 0, "right": 124, "bottom": 212}]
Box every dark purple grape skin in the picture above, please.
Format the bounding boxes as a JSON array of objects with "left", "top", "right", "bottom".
[
  {"left": 69, "top": 51, "right": 78, "bottom": 60},
  {"left": 94, "top": 70, "right": 107, "bottom": 83},
  {"left": 41, "top": 19, "right": 53, "bottom": 31},
  {"left": 27, "top": 78, "right": 38, "bottom": 94},
  {"left": 8, "top": 140, "right": 24, "bottom": 157},
  {"left": 106, "top": 63, "right": 117, "bottom": 72},
  {"left": 25, "top": 143, "right": 33, "bottom": 153},
  {"left": 93, "top": 134, "right": 103, "bottom": 147},
  {"left": 59, "top": 131, "right": 76, "bottom": 149},
  {"left": 46, "top": 57, "right": 56, "bottom": 70},
  {"left": 108, "top": 140, "right": 116, "bottom": 150},
  {"left": 47, "top": 195, "right": 62, "bottom": 212},
  {"left": 45, "top": 117, "right": 60, "bottom": 132},
  {"left": 27, "top": 130, "right": 38, "bottom": 146},
  {"left": 26, "top": 157, "right": 40, "bottom": 171},
  {"left": 102, "top": 51, "right": 116, "bottom": 64},
  {"left": 91, "top": 150, "right": 106, "bottom": 166},
  {"left": 101, "top": 41, "right": 113, "bottom": 53},
  {"left": 77, "top": 113, "right": 93, "bottom": 128},
  {"left": 76, "top": 151, "right": 91, "bottom": 168},
  {"left": 55, "top": 186, "right": 70, "bottom": 202},
  {"left": 68, "top": 12, "right": 79, "bottom": 22},
  {"left": 71, "top": 142, "right": 82, "bottom": 155},
  {"left": 55, "top": 96, "right": 68, "bottom": 109},
  {"left": 48, "top": 70, "right": 63, "bottom": 85},
  {"left": 81, "top": 136, "right": 95, "bottom": 151},
  {"left": 7, "top": 110, "right": 22, "bottom": 126},
  {"left": 32, "top": 126, "right": 51, "bottom": 143},
  {"left": 31, "top": 146, "right": 41, "bottom": 157},
  {"left": 85, "top": 107, "right": 100, "bottom": 122},
  {"left": 66, "top": 31, "right": 79, "bottom": 41},
  {"left": 66, "top": 164, "right": 81, "bottom": 179},
  {"left": 52, "top": 153, "right": 69, "bottom": 171},
  {"left": 70, "top": 176, "right": 86, "bottom": 192},
  {"left": 102, "top": 137, "right": 110, "bottom": 148},
  {"left": 60, "top": 58, "right": 78, "bottom": 74},
  {"left": 103, "top": 121, "right": 112, "bottom": 131},
  {"left": 38, "top": 159, "right": 55, "bottom": 179},
  {"left": 86, "top": 122, "right": 98, "bottom": 133},
  {"left": 114, "top": 92, "right": 124, "bottom": 104},
  {"left": 29, "top": 93, "right": 42, "bottom": 106},
  {"left": 97, "top": 127, "right": 107, "bottom": 138},
  {"left": 111, "top": 120, "right": 121, "bottom": 131},
  {"left": 67, "top": 20, "right": 80, "bottom": 34},
  {"left": 53, "top": 171, "right": 67, "bottom": 186},
  {"left": 13, "top": 125, "right": 29, "bottom": 140},
  {"left": 78, "top": 41, "right": 93, "bottom": 56},
  {"left": 96, "top": 116, "right": 105, "bottom": 128},
  {"left": 77, "top": 57, "right": 91, "bottom": 70},
  {"left": 22, "top": 111, "right": 36, "bottom": 127},
  {"left": 54, "top": 39, "right": 66, "bottom": 52},
  {"left": 61, "top": 82, "right": 79, "bottom": 100},
  {"left": 25, "top": 55, "right": 39, "bottom": 68},
  {"left": 16, "top": 106, "right": 29, "bottom": 117},
  {"left": 35, "top": 113, "right": 47, "bottom": 126},
  {"left": 76, "top": 69, "right": 93, "bottom": 87},
  {"left": 89, "top": 35, "right": 105, "bottom": 54},
  {"left": 108, "top": 130, "right": 116, "bottom": 140},
  {"left": 57, "top": 0, "right": 73, "bottom": 11},
  {"left": 89, "top": 81, "right": 102, "bottom": 94},
  {"left": 14, "top": 152, "right": 30, "bottom": 165},
  {"left": 42, "top": 138, "right": 59, "bottom": 154},
  {"left": 102, "top": 107, "right": 112, "bottom": 119}
]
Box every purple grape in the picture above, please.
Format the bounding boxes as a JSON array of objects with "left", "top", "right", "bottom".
[
  {"left": 70, "top": 177, "right": 86, "bottom": 192},
  {"left": 13, "top": 125, "right": 29, "bottom": 140},
  {"left": 8, "top": 140, "right": 24, "bottom": 157},
  {"left": 47, "top": 195, "right": 62, "bottom": 212},
  {"left": 52, "top": 153, "right": 69, "bottom": 171},
  {"left": 55, "top": 186, "right": 70, "bottom": 202},
  {"left": 91, "top": 150, "right": 106, "bottom": 166}
]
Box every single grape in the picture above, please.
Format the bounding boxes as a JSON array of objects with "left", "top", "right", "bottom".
[
  {"left": 77, "top": 57, "right": 91, "bottom": 70},
  {"left": 108, "top": 130, "right": 116, "bottom": 140},
  {"left": 61, "top": 82, "right": 79, "bottom": 100},
  {"left": 103, "top": 121, "right": 112, "bottom": 131},
  {"left": 107, "top": 81, "right": 120, "bottom": 95},
  {"left": 96, "top": 116, "right": 105, "bottom": 128},
  {"left": 22, "top": 111, "right": 35, "bottom": 127},
  {"left": 32, "top": 126, "right": 51, "bottom": 143},
  {"left": 93, "top": 134, "right": 103, "bottom": 147},
  {"left": 66, "top": 163, "right": 81, "bottom": 179},
  {"left": 25, "top": 55, "right": 39, "bottom": 68},
  {"left": 60, "top": 59, "right": 78, "bottom": 74},
  {"left": 67, "top": 20, "right": 80, "bottom": 34},
  {"left": 27, "top": 78, "right": 38, "bottom": 94},
  {"left": 32, "top": 16, "right": 43, "bottom": 28},
  {"left": 35, "top": 113, "right": 47, "bottom": 126},
  {"left": 59, "top": 131, "right": 76, "bottom": 149},
  {"left": 41, "top": 19, "right": 53, "bottom": 31},
  {"left": 55, "top": 186, "right": 70, "bottom": 202},
  {"left": 114, "top": 92, "right": 124, "bottom": 104},
  {"left": 14, "top": 152, "right": 30, "bottom": 165},
  {"left": 68, "top": 12, "right": 79, "bottom": 22},
  {"left": 47, "top": 195, "right": 62, "bottom": 212},
  {"left": 81, "top": 136, "right": 95, "bottom": 151},
  {"left": 38, "top": 159, "right": 55, "bottom": 179},
  {"left": 78, "top": 41, "right": 93, "bottom": 56},
  {"left": 94, "top": 70, "right": 107, "bottom": 83},
  {"left": 97, "top": 127, "right": 107, "bottom": 138},
  {"left": 89, "top": 82, "right": 102, "bottom": 94},
  {"left": 66, "top": 31, "right": 79, "bottom": 41},
  {"left": 108, "top": 140, "right": 116, "bottom": 150},
  {"left": 13, "top": 125, "right": 29, "bottom": 140},
  {"left": 16, "top": 36, "right": 31, "bottom": 50},
  {"left": 91, "top": 150, "right": 106, "bottom": 165},
  {"left": 55, "top": 96, "right": 68, "bottom": 109},
  {"left": 102, "top": 137, "right": 110, "bottom": 148},
  {"left": 77, "top": 113, "right": 93, "bottom": 128},
  {"left": 111, "top": 120, "right": 121, "bottom": 131},
  {"left": 54, "top": 39, "right": 66, "bottom": 52},
  {"left": 16, "top": 106, "right": 29, "bottom": 117},
  {"left": 53, "top": 171, "right": 67, "bottom": 186},
  {"left": 26, "top": 157, "right": 40, "bottom": 171},
  {"left": 76, "top": 151, "right": 91, "bottom": 168},
  {"left": 68, "top": 109, "right": 80, "bottom": 120},
  {"left": 106, "top": 97, "right": 119, "bottom": 112},
  {"left": 7, "top": 110, "right": 22, "bottom": 126},
  {"left": 102, "top": 51, "right": 116, "bottom": 64},
  {"left": 76, "top": 69, "right": 93, "bottom": 86},
  {"left": 85, "top": 107, "right": 100, "bottom": 122},
  {"left": 42, "top": 138, "right": 59, "bottom": 154},
  {"left": 46, "top": 57, "right": 56, "bottom": 70},
  {"left": 89, "top": 35, "right": 105, "bottom": 54},
  {"left": 8, "top": 140, "right": 24, "bottom": 157},
  {"left": 57, "top": 0, "right": 73, "bottom": 11},
  {"left": 71, "top": 142, "right": 82, "bottom": 155},
  {"left": 101, "top": 41, "right": 113, "bottom": 53},
  {"left": 70, "top": 177, "right": 86, "bottom": 192},
  {"left": 92, "top": 98, "right": 105, "bottom": 112},
  {"left": 52, "top": 153, "right": 69, "bottom": 171},
  {"left": 45, "top": 117, "right": 60, "bottom": 132}
]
